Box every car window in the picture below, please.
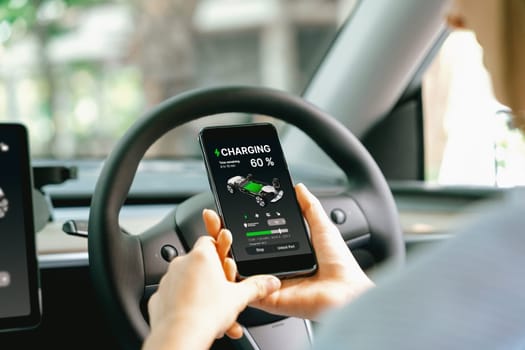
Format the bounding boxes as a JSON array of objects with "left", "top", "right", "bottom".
[
  {"left": 0, "top": 0, "right": 358, "bottom": 160},
  {"left": 422, "top": 29, "right": 525, "bottom": 187}
]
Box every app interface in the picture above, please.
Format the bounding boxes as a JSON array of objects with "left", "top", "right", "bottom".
[
  {"left": 0, "top": 129, "right": 33, "bottom": 319},
  {"left": 201, "top": 125, "right": 313, "bottom": 263}
]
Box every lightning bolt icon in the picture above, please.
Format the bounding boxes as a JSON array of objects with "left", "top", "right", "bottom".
[{"left": 214, "top": 148, "right": 220, "bottom": 157}]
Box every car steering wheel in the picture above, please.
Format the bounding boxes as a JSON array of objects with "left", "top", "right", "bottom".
[{"left": 88, "top": 86, "right": 405, "bottom": 349}]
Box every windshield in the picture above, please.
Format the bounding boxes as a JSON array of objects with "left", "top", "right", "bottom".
[{"left": 0, "top": 0, "right": 357, "bottom": 160}]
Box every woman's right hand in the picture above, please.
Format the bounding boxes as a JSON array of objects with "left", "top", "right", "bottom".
[{"left": 249, "top": 183, "right": 374, "bottom": 320}]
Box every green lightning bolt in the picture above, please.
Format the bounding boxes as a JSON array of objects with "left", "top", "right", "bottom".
[{"left": 214, "top": 148, "right": 220, "bottom": 157}]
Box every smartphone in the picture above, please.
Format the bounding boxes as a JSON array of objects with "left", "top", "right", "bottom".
[
  {"left": 199, "top": 123, "right": 317, "bottom": 279},
  {"left": 0, "top": 123, "right": 41, "bottom": 331}
]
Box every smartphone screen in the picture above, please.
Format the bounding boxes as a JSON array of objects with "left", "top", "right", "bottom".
[
  {"left": 199, "top": 123, "right": 317, "bottom": 278},
  {"left": 0, "top": 123, "right": 41, "bottom": 331}
]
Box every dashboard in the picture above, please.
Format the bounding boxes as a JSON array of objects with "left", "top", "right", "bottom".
[{"left": 0, "top": 159, "right": 502, "bottom": 349}]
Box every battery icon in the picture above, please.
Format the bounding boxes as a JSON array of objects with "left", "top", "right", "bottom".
[{"left": 246, "top": 228, "right": 289, "bottom": 237}]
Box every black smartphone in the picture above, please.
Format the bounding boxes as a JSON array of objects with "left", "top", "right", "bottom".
[
  {"left": 199, "top": 123, "right": 318, "bottom": 279},
  {"left": 0, "top": 123, "right": 41, "bottom": 331}
]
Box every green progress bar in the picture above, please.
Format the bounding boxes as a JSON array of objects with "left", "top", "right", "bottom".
[{"left": 246, "top": 230, "right": 272, "bottom": 237}]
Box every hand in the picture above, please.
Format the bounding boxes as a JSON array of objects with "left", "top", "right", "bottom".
[
  {"left": 143, "top": 234, "right": 281, "bottom": 350},
  {"left": 201, "top": 209, "right": 245, "bottom": 337},
  {"left": 251, "top": 183, "right": 374, "bottom": 320}
]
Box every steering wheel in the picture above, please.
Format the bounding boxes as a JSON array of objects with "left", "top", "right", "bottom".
[{"left": 88, "top": 86, "right": 405, "bottom": 349}]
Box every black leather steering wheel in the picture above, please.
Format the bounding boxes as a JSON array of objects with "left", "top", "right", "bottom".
[{"left": 88, "top": 86, "right": 405, "bottom": 349}]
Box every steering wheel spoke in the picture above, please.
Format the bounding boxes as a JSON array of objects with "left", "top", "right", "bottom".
[{"left": 138, "top": 208, "right": 187, "bottom": 286}]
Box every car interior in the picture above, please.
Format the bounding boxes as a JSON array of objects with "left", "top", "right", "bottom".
[{"left": 0, "top": 0, "right": 522, "bottom": 349}]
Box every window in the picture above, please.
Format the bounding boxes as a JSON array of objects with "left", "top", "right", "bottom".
[
  {"left": 0, "top": 0, "right": 356, "bottom": 159},
  {"left": 423, "top": 30, "right": 525, "bottom": 187}
]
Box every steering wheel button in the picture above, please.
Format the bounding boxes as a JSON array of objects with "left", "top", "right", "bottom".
[
  {"left": 330, "top": 209, "right": 347, "bottom": 225},
  {"left": 161, "top": 245, "right": 178, "bottom": 262}
]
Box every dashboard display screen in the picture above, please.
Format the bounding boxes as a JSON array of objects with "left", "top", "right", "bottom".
[{"left": 0, "top": 124, "right": 40, "bottom": 331}]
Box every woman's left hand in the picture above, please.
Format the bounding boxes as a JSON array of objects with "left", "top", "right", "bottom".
[{"left": 144, "top": 218, "right": 280, "bottom": 350}]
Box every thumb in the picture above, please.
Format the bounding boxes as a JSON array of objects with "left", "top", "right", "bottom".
[
  {"left": 237, "top": 275, "right": 281, "bottom": 306},
  {"left": 295, "top": 183, "right": 335, "bottom": 234}
]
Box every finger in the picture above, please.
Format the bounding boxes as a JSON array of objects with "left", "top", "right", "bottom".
[
  {"left": 223, "top": 257, "right": 237, "bottom": 282},
  {"left": 225, "top": 322, "right": 244, "bottom": 339},
  {"left": 203, "top": 209, "right": 222, "bottom": 240},
  {"left": 295, "top": 184, "right": 354, "bottom": 262},
  {"left": 189, "top": 236, "right": 225, "bottom": 277},
  {"left": 295, "top": 183, "right": 335, "bottom": 234},
  {"left": 216, "top": 229, "right": 232, "bottom": 262},
  {"left": 191, "top": 235, "right": 219, "bottom": 256},
  {"left": 237, "top": 275, "right": 281, "bottom": 307}
]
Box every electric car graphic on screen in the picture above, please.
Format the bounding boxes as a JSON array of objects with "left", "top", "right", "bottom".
[{"left": 226, "top": 174, "right": 283, "bottom": 207}]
